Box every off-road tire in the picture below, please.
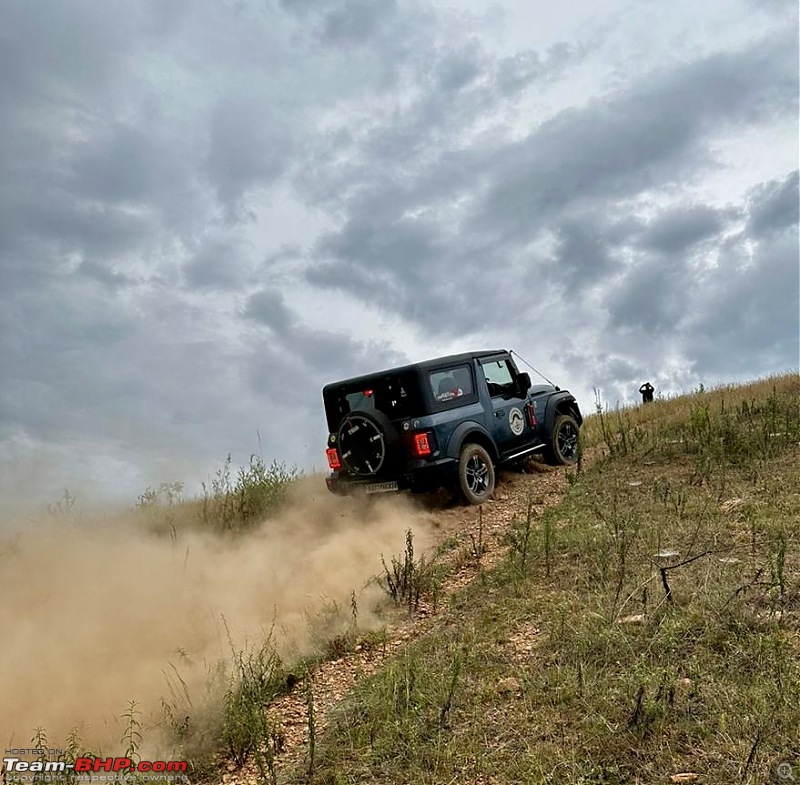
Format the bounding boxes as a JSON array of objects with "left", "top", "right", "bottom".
[
  {"left": 457, "top": 442, "right": 495, "bottom": 504},
  {"left": 337, "top": 409, "right": 399, "bottom": 477},
  {"left": 545, "top": 414, "right": 580, "bottom": 465}
]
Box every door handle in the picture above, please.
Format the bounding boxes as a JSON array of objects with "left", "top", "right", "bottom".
[{"left": 495, "top": 411, "right": 504, "bottom": 418}]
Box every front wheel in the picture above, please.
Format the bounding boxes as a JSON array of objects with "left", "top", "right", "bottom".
[
  {"left": 457, "top": 443, "right": 495, "bottom": 504},
  {"left": 545, "top": 414, "right": 580, "bottom": 465}
]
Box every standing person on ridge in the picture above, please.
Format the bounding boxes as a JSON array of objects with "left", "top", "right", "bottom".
[{"left": 639, "top": 381, "right": 655, "bottom": 404}]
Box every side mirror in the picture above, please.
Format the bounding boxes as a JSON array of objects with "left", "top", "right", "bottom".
[{"left": 518, "top": 372, "right": 531, "bottom": 394}]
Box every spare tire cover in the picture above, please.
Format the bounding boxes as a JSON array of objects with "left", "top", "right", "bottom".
[{"left": 337, "top": 409, "right": 399, "bottom": 477}]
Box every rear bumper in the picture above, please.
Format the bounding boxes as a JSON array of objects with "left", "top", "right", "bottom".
[{"left": 326, "top": 457, "right": 458, "bottom": 496}]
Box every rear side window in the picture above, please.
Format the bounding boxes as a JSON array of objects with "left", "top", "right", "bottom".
[{"left": 429, "top": 365, "right": 474, "bottom": 403}]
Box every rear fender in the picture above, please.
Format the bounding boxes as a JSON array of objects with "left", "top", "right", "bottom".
[{"left": 445, "top": 421, "right": 498, "bottom": 463}]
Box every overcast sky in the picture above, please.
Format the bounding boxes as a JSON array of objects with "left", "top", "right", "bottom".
[{"left": 1, "top": 0, "right": 798, "bottom": 509}]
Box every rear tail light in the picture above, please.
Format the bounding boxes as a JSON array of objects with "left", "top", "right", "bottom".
[
  {"left": 413, "top": 432, "right": 432, "bottom": 457},
  {"left": 326, "top": 447, "right": 342, "bottom": 470}
]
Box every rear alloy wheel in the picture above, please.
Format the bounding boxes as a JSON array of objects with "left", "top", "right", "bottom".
[
  {"left": 457, "top": 443, "right": 495, "bottom": 505},
  {"left": 546, "top": 414, "right": 580, "bottom": 465}
]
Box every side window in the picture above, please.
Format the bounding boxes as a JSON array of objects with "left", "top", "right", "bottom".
[
  {"left": 481, "top": 359, "right": 516, "bottom": 397},
  {"left": 429, "top": 365, "right": 473, "bottom": 403}
]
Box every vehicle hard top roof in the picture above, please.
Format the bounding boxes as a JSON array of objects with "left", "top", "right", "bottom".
[{"left": 323, "top": 349, "right": 509, "bottom": 392}]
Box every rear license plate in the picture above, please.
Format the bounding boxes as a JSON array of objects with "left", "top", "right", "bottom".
[{"left": 365, "top": 481, "right": 399, "bottom": 494}]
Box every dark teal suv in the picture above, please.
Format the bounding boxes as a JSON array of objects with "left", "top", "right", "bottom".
[{"left": 322, "top": 350, "right": 582, "bottom": 504}]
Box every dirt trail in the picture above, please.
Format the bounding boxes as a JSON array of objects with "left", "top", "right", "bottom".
[{"left": 218, "top": 463, "right": 571, "bottom": 785}]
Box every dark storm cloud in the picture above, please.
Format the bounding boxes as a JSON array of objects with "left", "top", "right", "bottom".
[{"left": 301, "top": 14, "right": 797, "bottom": 404}]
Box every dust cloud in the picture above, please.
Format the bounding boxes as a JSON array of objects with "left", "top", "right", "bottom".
[{"left": 0, "top": 477, "right": 435, "bottom": 753}]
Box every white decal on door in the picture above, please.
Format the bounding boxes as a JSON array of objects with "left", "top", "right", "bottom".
[{"left": 509, "top": 407, "right": 525, "bottom": 436}]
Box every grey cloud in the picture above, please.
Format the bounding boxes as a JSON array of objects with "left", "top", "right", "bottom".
[
  {"left": 495, "top": 50, "right": 546, "bottom": 95},
  {"left": 318, "top": 215, "right": 442, "bottom": 275},
  {"left": 306, "top": 261, "right": 390, "bottom": 304},
  {"left": 242, "top": 328, "right": 407, "bottom": 451},
  {"left": 549, "top": 214, "right": 621, "bottom": 289},
  {"left": 293, "top": 329, "right": 406, "bottom": 377},
  {"left": 0, "top": 184, "right": 156, "bottom": 285},
  {"left": 243, "top": 287, "right": 406, "bottom": 376},
  {"left": 478, "top": 31, "right": 797, "bottom": 239},
  {"left": 605, "top": 254, "right": 690, "bottom": 333},
  {"left": 322, "top": 0, "right": 398, "bottom": 45},
  {"left": 746, "top": 170, "right": 799, "bottom": 238},
  {"left": 436, "top": 45, "right": 483, "bottom": 92},
  {"left": 246, "top": 343, "right": 319, "bottom": 410},
  {"left": 205, "top": 96, "right": 294, "bottom": 206},
  {"left": 0, "top": 0, "right": 143, "bottom": 110},
  {"left": 685, "top": 225, "right": 799, "bottom": 375},
  {"left": 76, "top": 260, "right": 134, "bottom": 289},
  {"left": 304, "top": 29, "right": 796, "bottom": 339},
  {"left": 300, "top": 38, "right": 589, "bottom": 219},
  {"left": 184, "top": 239, "right": 248, "bottom": 291},
  {"left": 563, "top": 351, "right": 649, "bottom": 403},
  {"left": 639, "top": 204, "right": 728, "bottom": 253},
  {"left": 262, "top": 244, "right": 305, "bottom": 267},
  {"left": 243, "top": 289, "right": 297, "bottom": 334},
  {"left": 494, "top": 41, "right": 577, "bottom": 96},
  {"left": 70, "top": 123, "right": 164, "bottom": 205}
]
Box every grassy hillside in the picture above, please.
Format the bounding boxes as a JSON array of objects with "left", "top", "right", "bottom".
[
  {"left": 298, "top": 373, "right": 800, "bottom": 785},
  {"left": 10, "top": 375, "right": 796, "bottom": 785}
]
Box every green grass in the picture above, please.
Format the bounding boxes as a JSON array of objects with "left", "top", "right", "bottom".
[
  {"left": 136, "top": 453, "right": 300, "bottom": 537},
  {"left": 302, "top": 373, "right": 800, "bottom": 785}
]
